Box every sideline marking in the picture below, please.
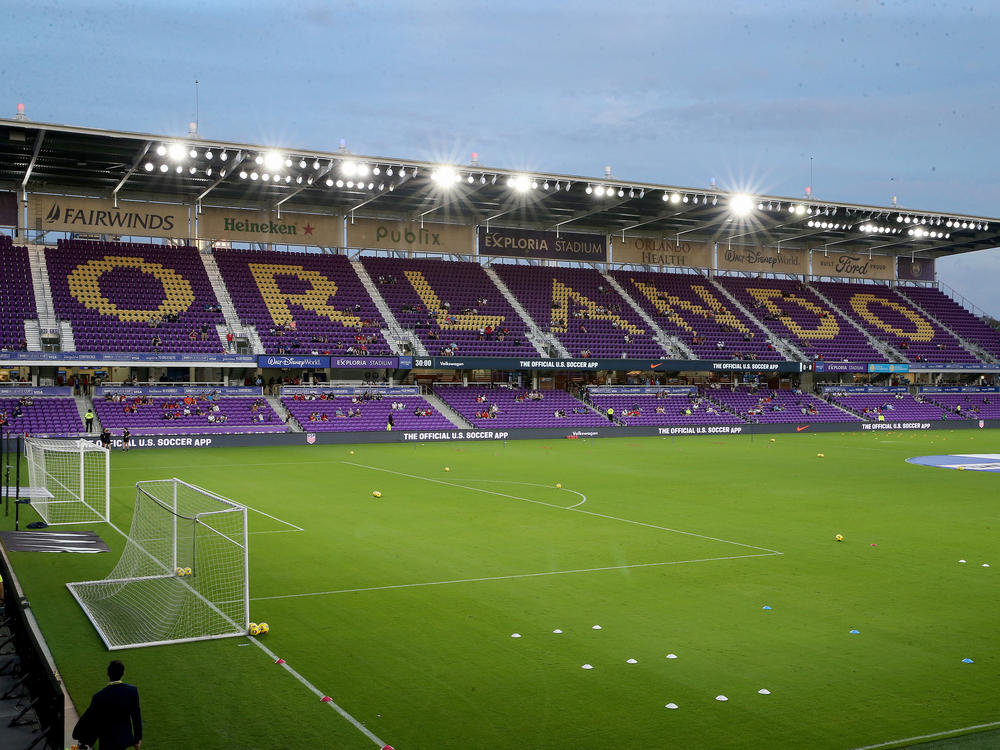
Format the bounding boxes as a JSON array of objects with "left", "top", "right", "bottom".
[
  {"left": 852, "top": 720, "right": 1000, "bottom": 749},
  {"left": 248, "top": 637, "right": 387, "bottom": 748},
  {"left": 245, "top": 553, "right": 779, "bottom": 602},
  {"left": 343, "top": 460, "right": 781, "bottom": 554}
]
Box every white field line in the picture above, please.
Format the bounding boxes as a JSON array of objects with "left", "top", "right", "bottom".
[
  {"left": 343, "top": 460, "right": 782, "bottom": 555},
  {"left": 248, "top": 637, "right": 387, "bottom": 748},
  {"left": 97, "top": 509, "right": 378, "bottom": 746},
  {"left": 111, "top": 484, "right": 304, "bottom": 532},
  {"left": 459, "top": 478, "right": 587, "bottom": 508},
  {"left": 244, "top": 552, "right": 779, "bottom": 603},
  {"left": 852, "top": 720, "right": 1000, "bottom": 750}
]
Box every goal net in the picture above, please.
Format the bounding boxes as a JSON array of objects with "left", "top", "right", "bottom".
[
  {"left": 25, "top": 437, "right": 110, "bottom": 525},
  {"left": 67, "top": 478, "right": 249, "bottom": 650}
]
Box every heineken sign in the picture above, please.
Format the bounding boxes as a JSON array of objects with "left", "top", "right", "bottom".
[{"left": 199, "top": 207, "right": 342, "bottom": 247}]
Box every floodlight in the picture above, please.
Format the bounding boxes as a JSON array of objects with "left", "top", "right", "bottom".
[
  {"left": 262, "top": 173, "right": 270, "bottom": 182},
  {"left": 143, "top": 162, "right": 154, "bottom": 172},
  {"left": 250, "top": 172, "right": 258, "bottom": 180},
  {"left": 357, "top": 163, "right": 369, "bottom": 176},
  {"left": 729, "top": 193, "right": 755, "bottom": 216},
  {"left": 175, "top": 165, "right": 183, "bottom": 174},
  {"left": 205, "top": 151, "right": 213, "bottom": 160},
  {"left": 263, "top": 152, "right": 283, "bottom": 171},
  {"left": 285, "top": 158, "right": 293, "bottom": 168},
  {"left": 373, "top": 166, "right": 381, "bottom": 175},
  {"left": 189, "top": 166, "right": 197, "bottom": 175},
  {"left": 299, "top": 159, "right": 307, "bottom": 169},
  {"left": 254, "top": 155, "right": 263, "bottom": 165},
  {"left": 189, "top": 148, "right": 198, "bottom": 159},
  {"left": 168, "top": 143, "right": 186, "bottom": 161},
  {"left": 512, "top": 175, "right": 530, "bottom": 192},
  {"left": 239, "top": 171, "right": 248, "bottom": 179},
  {"left": 155, "top": 145, "right": 166, "bottom": 156},
  {"left": 432, "top": 167, "right": 457, "bottom": 184},
  {"left": 586, "top": 185, "right": 593, "bottom": 194},
  {"left": 206, "top": 168, "right": 213, "bottom": 177},
  {"left": 336, "top": 179, "right": 344, "bottom": 187},
  {"left": 219, "top": 151, "right": 228, "bottom": 162},
  {"left": 346, "top": 181, "right": 354, "bottom": 188},
  {"left": 670, "top": 193, "right": 680, "bottom": 203},
  {"left": 325, "top": 178, "right": 334, "bottom": 187},
  {"left": 313, "top": 160, "right": 321, "bottom": 170}
]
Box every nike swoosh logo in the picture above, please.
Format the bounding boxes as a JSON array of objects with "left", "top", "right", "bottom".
[
  {"left": 796, "top": 425, "right": 810, "bottom": 432},
  {"left": 650, "top": 363, "right": 662, "bottom": 368}
]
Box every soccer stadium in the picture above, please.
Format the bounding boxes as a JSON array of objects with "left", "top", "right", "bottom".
[{"left": 0, "top": 111, "right": 998, "bottom": 750}]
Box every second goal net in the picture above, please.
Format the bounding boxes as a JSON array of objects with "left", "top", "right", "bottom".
[
  {"left": 25, "top": 437, "right": 110, "bottom": 525},
  {"left": 67, "top": 478, "right": 249, "bottom": 650}
]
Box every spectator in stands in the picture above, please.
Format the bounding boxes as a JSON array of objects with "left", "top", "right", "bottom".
[{"left": 72, "top": 660, "right": 142, "bottom": 750}]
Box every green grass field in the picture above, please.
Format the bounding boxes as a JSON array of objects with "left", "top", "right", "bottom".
[{"left": 4, "top": 429, "right": 1000, "bottom": 749}]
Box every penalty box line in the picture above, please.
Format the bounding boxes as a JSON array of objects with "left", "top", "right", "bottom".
[
  {"left": 342, "top": 460, "right": 782, "bottom": 555},
  {"left": 247, "top": 552, "right": 780, "bottom": 603}
]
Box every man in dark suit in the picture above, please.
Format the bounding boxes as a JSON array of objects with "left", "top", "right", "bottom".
[{"left": 72, "top": 660, "right": 142, "bottom": 750}]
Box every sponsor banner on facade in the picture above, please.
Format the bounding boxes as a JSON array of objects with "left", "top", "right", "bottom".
[
  {"left": 868, "top": 363, "right": 909, "bottom": 373},
  {"left": 896, "top": 257, "right": 935, "bottom": 281},
  {"left": 812, "top": 362, "right": 868, "bottom": 373},
  {"left": 718, "top": 245, "right": 808, "bottom": 274},
  {"left": 919, "top": 386, "right": 999, "bottom": 393},
  {"left": 258, "top": 354, "right": 329, "bottom": 368},
  {"left": 282, "top": 385, "right": 420, "bottom": 396},
  {"left": 822, "top": 386, "right": 908, "bottom": 394},
  {"left": 330, "top": 356, "right": 400, "bottom": 369},
  {"left": 0, "top": 386, "right": 73, "bottom": 397},
  {"left": 0, "top": 191, "right": 17, "bottom": 227},
  {"left": 811, "top": 250, "right": 894, "bottom": 280},
  {"left": 479, "top": 227, "right": 608, "bottom": 262},
  {"left": 0, "top": 351, "right": 256, "bottom": 365},
  {"left": 410, "top": 355, "right": 808, "bottom": 373},
  {"left": 198, "top": 207, "right": 342, "bottom": 246},
  {"left": 95, "top": 386, "right": 261, "bottom": 397},
  {"left": 346, "top": 218, "right": 474, "bottom": 254},
  {"left": 612, "top": 237, "right": 714, "bottom": 268},
  {"left": 28, "top": 194, "right": 189, "bottom": 239},
  {"left": 909, "top": 363, "right": 1000, "bottom": 371},
  {"left": 588, "top": 386, "right": 697, "bottom": 395}
]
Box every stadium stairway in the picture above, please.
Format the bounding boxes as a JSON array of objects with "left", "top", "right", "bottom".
[
  {"left": 22, "top": 320, "right": 41, "bottom": 351},
  {"left": 806, "top": 283, "right": 905, "bottom": 362},
  {"left": 896, "top": 290, "right": 998, "bottom": 364},
  {"left": 482, "top": 266, "right": 558, "bottom": 357},
  {"left": 600, "top": 270, "right": 694, "bottom": 358},
  {"left": 26, "top": 245, "right": 62, "bottom": 350},
  {"left": 199, "top": 250, "right": 262, "bottom": 354},
  {"left": 350, "top": 260, "right": 425, "bottom": 356},
  {"left": 75, "top": 395, "right": 100, "bottom": 434},
  {"left": 267, "top": 395, "right": 302, "bottom": 431},
  {"left": 422, "top": 391, "right": 473, "bottom": 428},
  {"left": 708, "top": 279, "right": 807, "bottom": 361},
  {"left": 702, "top": 392, "right": 750, "bottom": 422},
  {"left": 819, "top": 393, "right": 870, "bottom": 420}
]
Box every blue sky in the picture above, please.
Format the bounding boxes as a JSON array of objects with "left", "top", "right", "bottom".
[{"left": 4, "top": 0, "right": 998, "bottom": 316}]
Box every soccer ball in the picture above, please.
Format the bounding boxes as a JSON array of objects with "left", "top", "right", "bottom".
[
  {"left": 835, "top": 534, "right": 844, "bottom": 542},
  {"left": 372, "top": 490, "right": 382, "bottom": 498},
  {"left": 176, "top": 567, "right": 184, "bottom": 576},
  {"left": 349, "top": 450, "right": 355, "bottom": 455},
  {"left": 258, "top": 622, "right": 269, "bottom": 634},
  {"left": 555, "top": 483, "right": 562, "bottom": 489},
  {"left": 248, "top": 623, "right": 260, "bottom": 636},
  {"left": 184, "top": 567, "right": 193, "bottom": 576},
  {"left": 444, "top": 467, "right": 450, "bottom": 472}
]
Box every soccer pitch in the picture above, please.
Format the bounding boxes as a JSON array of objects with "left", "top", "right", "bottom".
[{"left": 5, "top": 430, "right": 1000, "bottom": 749}]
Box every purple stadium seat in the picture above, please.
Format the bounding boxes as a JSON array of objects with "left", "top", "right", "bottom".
[
  {"left": 360, "top": 257, "right": 533, "bottom": 356},
  {"left": 214, "top": 249, "right": 391, "bottom": 356},
  {"left": 0, "top": 397, "right": 82, "bottom": 436},
  {"left": 281, "top": 393, "right": 453, "bottom": 432},
  {"left": 896, "top": 285, "right": 1000, "bottom": 361},
  {"left": 434, "top": 385, "right": 606, "bottom": 428},
  {"left": 0, "top": 235, "right": 35, "bottom": 351},
  {"left": 492, "top": 265, "right": 669, "bottom": 359},
  {"left": 45, "top": 240, "right": 225, "bottom": 353},
  {"left": 93, "top": 394, "right": 286, "bottom": 435}
]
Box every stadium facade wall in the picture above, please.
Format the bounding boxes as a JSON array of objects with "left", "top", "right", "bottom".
[{"left": 82, "top": 419, "right": 1000, "bottom": 450}]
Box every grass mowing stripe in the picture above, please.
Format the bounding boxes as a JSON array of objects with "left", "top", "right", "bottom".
[
  {"left": 343, "top": 459, "right": 783, "bottom": 554},
  {"left": 244, "top": 552, "right": 781, "bottom": 601},
  {"left": 852, "top": 721, "right": 1000, "bottom": 749}
]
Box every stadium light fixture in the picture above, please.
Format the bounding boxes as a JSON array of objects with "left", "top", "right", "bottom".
[
  {"left": 143, "top": 162, "right": 153, "bottom": 172},
  {"left": 670, "top": 192, "right": 681, "bottom": 204},
  {"left": 386, "top": 167, "right": 394, "bottom": 176},
  {"left": 586, "top": 184, "right": 594, "bottom": 194},
  {"left": 511, "top": 175, "right": 531, "bottom": 192},
  {"left": 189, "top": 166, "right": 197, "bottom": 175},
  {"left": 357, "top": 163, "right": 370, "bottom": 176},
  {"left": 189, "top": 148, "right": 198, "bottom": 159},
  {"left": 168, "top": 143, "right": 186, "bottom": 161},
  {"left": 284, "top": 158, "right": 293, "bottom": 168},
  {"left": 155, "top": 145, "right": 167, "bottom": 157},
  {"left": 468, "top": 175, "right": 475, "bottom": 184},
  {"left": 544, "top": 181, "right": 550, "bottom": 190},
  {"left": 399, "top": 168, "right": 407, "bottom": 177},
  {"left": 682, "top": 194, "right": 689, "bottom": 203},
  {"left": 712, "top": 196, "right": 718, "bottom": 206},
  {"left": 480, "top": 175, "right": 487, "bottom": 185},
  {"left": 250, "top": 172, "right": 259, "bottom": 180},
  {"left": 263, "top": 152, "right": 284, "bottom": 171},
  {"left": 254, "top": 155, "right": 263, "bottom": 165},
  {"left": 175, "top": 165, "right": 183, "bottom": 174},
  {"left": 206, "top": 168, "right": 213, "bottom": 177},
  {"left": 299, "top": 159, "right": 307, "bottom": 169},
  {"left": 262, "top": 173, "right": 270, "bottom": 182},
  {"left": 296, "top": 176, "right": 303, "bottom": 184},
  {"left": 729, "top": 193, "right": 755, "bottom": 216},
  {"left": 618, "top": 188, "right": 625, "bottom": 197},
  {"left": 313, "top": 160, "right": 321, "bottom": 170},
  {"left": 219, "top": 151, "right": 228, "bottom": 162},
  {"left": 432, "top": 167, "right": 457, "bottom": 185},
  {"left": 239, "top": 170, "right": 248, "bottom": 179},
  {"left": 373, "top": 166, "right": 381, "bottom": 175},
  {"left": 346, "top": 181, "right": 354, "bottom": 188},
  {"left": 336, "top": 179, "right": 344, "bottom": 188}
]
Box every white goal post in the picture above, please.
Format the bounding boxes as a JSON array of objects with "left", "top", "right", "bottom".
[
  {"left": 25, "top": 437, "right": 110, "bottom": 525},
  {"left": 67, "top": 478, "right": 250, "bottom": 650}
]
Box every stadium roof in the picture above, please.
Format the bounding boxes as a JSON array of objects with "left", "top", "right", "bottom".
[{"left": 2, "top": 118, "right": 998, "bottom": 259}]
